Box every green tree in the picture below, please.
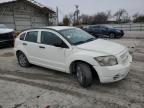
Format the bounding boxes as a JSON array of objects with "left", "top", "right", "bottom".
[{"left": 63, "top": 16, "right": 70, "bottom": 26}]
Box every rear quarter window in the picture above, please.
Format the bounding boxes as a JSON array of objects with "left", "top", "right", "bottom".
[
  {"left": 25, "top": 31, "right": 38, "bottom": 43},
  {"left": 19, "top": 33, "right": 26, "bottom": 40}
]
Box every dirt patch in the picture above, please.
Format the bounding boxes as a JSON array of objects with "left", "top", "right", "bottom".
[
  {"left": 135, "top": 48, "right": 144, "bottom": 54},
  {"left": 0, "top": 52, "right": 15, "bottom": 57}
]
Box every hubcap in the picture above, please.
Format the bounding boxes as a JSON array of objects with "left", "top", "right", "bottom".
[
  {"left": 76, "top": 66, "right": 83, "bottom": 83},
  {"left": 19, "top": 54, "right": 27, "bottom": 66}
]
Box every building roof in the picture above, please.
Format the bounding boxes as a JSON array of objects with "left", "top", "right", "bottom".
[{"left": 0, "top": 0, "right": 55, "bottom": 13}]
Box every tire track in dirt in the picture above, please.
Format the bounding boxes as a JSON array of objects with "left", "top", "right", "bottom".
[
  {"left": 0, "top": 68, "right": 143, "bottom": 95},
  {"left": 0, "top": 69, "right": 77, "bottom": 85},
  {"left": 0, "top": 69, "right": 144, "bottom": 108},
  {"left": 0, "top": 75, "right": 131, "bottom": 108},
  {"left": 0, "top": 64, "right": 144, "bottom": 107}
]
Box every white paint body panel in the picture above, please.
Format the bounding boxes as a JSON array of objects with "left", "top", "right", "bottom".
[{"left": 14, "top": 26, "right": 132, "bottom": 83}]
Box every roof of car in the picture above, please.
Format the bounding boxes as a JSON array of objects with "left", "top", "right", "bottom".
[
  {"left": 44, "top": 26, "right": 75, "bottom": 31},
  {"left": 21, "top": 26, "right": 76, "bottom": 33}
]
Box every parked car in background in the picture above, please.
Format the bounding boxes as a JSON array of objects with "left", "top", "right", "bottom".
[
  {"left": 0, "top": 24, "right": 14, "bottom": 48},
  {"left": 15, "top": 26, "right": 132, "bottom": 87},
  {"left": 84, "top": 25, "right": 124, "bottom": 38}
]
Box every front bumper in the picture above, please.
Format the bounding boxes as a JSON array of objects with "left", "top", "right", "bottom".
[{"left": 93, "top": 55, "right": 132, "bottom": 83}]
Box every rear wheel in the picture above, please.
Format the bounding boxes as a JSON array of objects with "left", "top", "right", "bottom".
[
  {"left": 17, "top": 52, "right": 30, "bottom": 67},
  {"left": 76, "top": 62, "right": 92, "bottom": 88}
]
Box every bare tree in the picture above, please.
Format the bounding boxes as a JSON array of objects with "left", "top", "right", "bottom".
[
  {"left": 133, "top": 13, "right": 139, "bottom": 20},
  {"left": 133, "top": 13, "right": 144, "bottom": 23},
  {"left": 114, "top": 9, "right": 127, "bottom": 23},
  {"left": 67, "top": 13, "right": 74, "bottom": 24},
  {"left": 79, "top": 14, "right": 90, "bottom": 25},
  {"left": 122, "top": 12, "right": 131, "bottom": 23},
  {"left": 79, "top": 12, "right": 109, "bottom": 25},
  {"left": 92, "top": 12, "right": 109, "bottom": 24},
  {"left": 106, "top": 10, "right": 112, "bottom": 20}
]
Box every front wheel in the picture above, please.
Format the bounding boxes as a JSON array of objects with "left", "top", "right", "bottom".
[
  {"left": 76, "top": 62, "right": 93, "bottom": 88},
  {"left": 109, "top": 33, "right": 115, "bottom": 39}
]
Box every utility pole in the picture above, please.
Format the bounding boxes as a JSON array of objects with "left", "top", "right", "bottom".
[
  {"left": 56, "top": 7, "right": 59, "bottom": 25},
  {"left": 76, "top": 5, "right": 79, "bottom": 24},
  {"left": 74, "top": 5, "right": 80, "bottom": 25}
]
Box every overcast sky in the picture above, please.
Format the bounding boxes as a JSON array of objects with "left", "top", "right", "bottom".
[
  {"left": 1, "top": 0, "right": 144, "bottom": 20},
  {"left": 36, "top": 0, "right": 144, "bottom": 20}
]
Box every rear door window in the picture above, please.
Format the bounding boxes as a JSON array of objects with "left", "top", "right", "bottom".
[{"left": 25, "top": 31, "right": 38, "bottom": 43}]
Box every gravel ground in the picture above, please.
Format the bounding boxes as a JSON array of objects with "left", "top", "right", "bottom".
[
  {"left": 0, "top": 32, "right": 144, "bottom": 108},
  {"left": 124, "top": 31, "right": 144, "bottom": 39}
]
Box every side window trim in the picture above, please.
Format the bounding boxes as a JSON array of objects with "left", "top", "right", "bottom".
[{"left": 23, "top": 32, "right": 27, "bottom": 41}]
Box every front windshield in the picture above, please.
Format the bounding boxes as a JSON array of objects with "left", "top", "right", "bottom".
[{"left": 59, "top": 28, "right": 96, "bottom": 45}]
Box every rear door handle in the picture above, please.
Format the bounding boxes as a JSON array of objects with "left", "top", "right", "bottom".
[
  {"left": 23, "top": 43, "right": 27, "bottom": 46},
  {"left": 39, "top": 46, "right": 45, "bottom": 49}
]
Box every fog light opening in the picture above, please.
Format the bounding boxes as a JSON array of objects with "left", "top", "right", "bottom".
[{"left": 113, "top": 74, "right": 120, "bottom": 80}]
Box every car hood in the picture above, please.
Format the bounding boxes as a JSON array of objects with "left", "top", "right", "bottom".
[
  {"left": 0, "top": 28, "right": 14, "bottom": 34},
  {"left": 76, "top": 39, "right": 126, "bottom": 55}
]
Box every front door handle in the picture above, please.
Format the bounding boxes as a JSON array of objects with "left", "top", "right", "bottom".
[
  {"left": 39, "top": 46, "right": 45, "bottom": 49},
  {"left": 23, "top": 43, "right": 27, "bottom": 46}
]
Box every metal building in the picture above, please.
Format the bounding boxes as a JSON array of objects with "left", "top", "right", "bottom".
[{"left": 0, "top": 0, "right": 56, "bottom": 31}]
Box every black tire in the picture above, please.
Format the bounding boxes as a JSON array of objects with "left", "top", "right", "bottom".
[
  {"left": 17, "top": 52, "right": 30, "bottom": 67},
  {"left": 76, "top": 62, "right": 92, "bottom": 88},
  {"left": 109, "top": 33, "right": 115, "bottom": 39}
]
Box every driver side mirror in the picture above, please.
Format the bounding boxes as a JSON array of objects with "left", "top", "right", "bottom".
[{"left": 54, "top": 41, "right": 68, "bottom": 48}]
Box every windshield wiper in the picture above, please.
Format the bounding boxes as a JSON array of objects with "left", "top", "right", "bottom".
[
  {"left": 74, "top": 38, "right": 96, "bottom": 45},
  {"left": 73, "top": 41, "right": 86, "bottom": 45},
  {"left": 85, "top": 38, "right": 96, "bottom": 42}
]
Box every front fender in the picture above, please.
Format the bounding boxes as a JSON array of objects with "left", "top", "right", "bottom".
[{"left": 65, "top": 52, "right": 100, "bottom": 73}]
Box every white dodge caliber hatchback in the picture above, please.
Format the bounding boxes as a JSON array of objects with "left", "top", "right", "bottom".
[{"left": 15, "top": 26, "right": 132, "bottom": 87}]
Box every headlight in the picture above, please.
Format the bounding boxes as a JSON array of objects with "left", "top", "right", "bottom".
[{"left": 94, "top": 55, "right": 118, "bottom": 66}]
